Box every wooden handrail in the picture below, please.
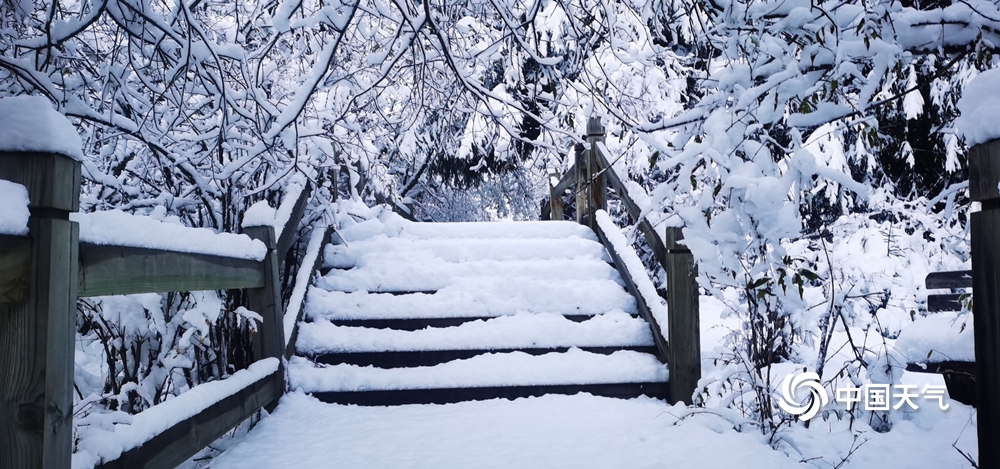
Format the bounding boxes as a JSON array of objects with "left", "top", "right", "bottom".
[
  {"left": 275, "top": 181, "right": 313, "bottom": 261},
  {"left": 925, "top": 269, "right": 972, "bottom": 289},
  {"left": 592, "top": 143, "right": 669, "bottom": 268},
  {"left": 544, "top": 117, "right": 701, "bottom": 404},
  {"left": 0, "top": 148, "right": 320, "bottom": 467}
]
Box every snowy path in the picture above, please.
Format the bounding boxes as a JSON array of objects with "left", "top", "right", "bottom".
[{"left": 209, "top": 392, "right": 800, "bottom": 469}]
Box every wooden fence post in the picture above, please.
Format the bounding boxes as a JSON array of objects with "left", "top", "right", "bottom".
[
  {"left": 665, "top": 227, "right": 701, "bottom": 405},
  {"left": 574, "top": 143, "right": 587, "bottom": 225},
  {"left": 584, "top": 117, "right": 608, "bottom": 229},
  {"left": 549, "top": 173, "right": 564, "bottom": 221},
  {"left": 969, "top": 138, "right": 1000, "bottom": 469},
  {"left": 242, "top": 225, "right": 285, "bottom": 363},
  {"left": 0, "top": 151, "right": 81, "bottom": 469}
]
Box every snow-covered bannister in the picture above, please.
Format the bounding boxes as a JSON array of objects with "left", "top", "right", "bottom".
[
  {"left": 0, "top": 96, "right": 316, "bottom": 469},
  {"left": 548, "top": 117, "right": 701, "bottom": 404}
]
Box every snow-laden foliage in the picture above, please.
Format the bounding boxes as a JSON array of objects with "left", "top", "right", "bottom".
[{"left": 3, "top": 0, "right": 999, "bottom": 461}]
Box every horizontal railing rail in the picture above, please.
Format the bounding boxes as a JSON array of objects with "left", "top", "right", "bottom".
[{"left": 0, "top": 149, "right": 317, "bottom": 468}]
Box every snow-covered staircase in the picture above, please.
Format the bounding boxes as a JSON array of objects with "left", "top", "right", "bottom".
[{"left": 288, "top": 216, "right": 669, "bottom": 405}]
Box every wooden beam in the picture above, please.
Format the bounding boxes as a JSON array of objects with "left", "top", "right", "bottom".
[
  {"left": 574, "top": 143, "right": 587, "bottom": 225},
  {"left": 925, "top": 270, "right": 972, "bottom": 289},
  {"left": 664, "top": 227, "right": 701, "bottom": 405},
  {"left": 244, "top": 226, "right": 285, "bottom": 367},
  {"left": 592, "top": 222, "right": 670, "bottom": 366},
  {"left": 551, "top": 163, "right": 576, "bottom": 197},
  {"left": 96, "top": 370, "right": 283, "bottom": 469},
  {"left": 1, "top": 151, "right": 80, "bottom": 469},
  {"left": 593, "top": 144, "right": 669, "bottom": 269},
  {"left": 928, "top": 293, "right": 967, "bottom": 312},
  {"left": 585, "top": 118, "right": 607, "bottom": 229},
  {"left": 970, "top": 137, "right": 1000, "bottom": 469},
  {"left": 284, "top": 227, "right": 333, "bottom": 360},
  {"left": 78, "top": 244, "right": 263, "bottom": 297},
  {"left": 0, "top": 235, "right": 30, "bottom": 303}
]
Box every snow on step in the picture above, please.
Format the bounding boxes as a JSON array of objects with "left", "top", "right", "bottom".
[
  {"left": 305, "top": 277, "right": 638, "bottom": 320},
  {"left": 317, "top": 257, "right": 623, "bottom": 292},
  {"left": 287, "top": 349, "right": 668, "bottom": 392},
  {"left": 324, "top": 236, "right": 610, "bottom": 268},
  {"left": 296, "top": 311, "right": 652, "bottom": 354},
  {"left": 340, "top": 216, "right": 597, "bottom": 243}
]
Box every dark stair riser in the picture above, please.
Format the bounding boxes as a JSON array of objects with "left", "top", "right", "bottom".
[
  {"left": 306, "top": 313, "right": 640, "bottom": 331},
  {"left": 303, "top": 346, "right": 661, "bottom": 368},
  {"left": 309, "top": 382, "right": 669, "bottom": 406}
]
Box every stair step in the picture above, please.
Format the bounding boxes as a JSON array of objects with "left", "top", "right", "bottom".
[
  {"left": 316, "top": 257, "right": 623, "bottom": 293},
  {"left": 288, "top": 350, "right": 668, "bottom": 394},
  {"left": 305, "top": 346, "right": 660, "bottom": 368},
  {"left": 338, "top": 219, "right": 597, "bottom": 242},
  {"left": 323, "top": 236, "right": 611, "bottom": 269},
  {"left": 295, "top": 311, "right": 653, "bottom": 355},
  {"left": 309, "top": 382, "right": 669, "bottom": 406},
  {"left": 304, "top": 278, "right": 637, "bottom": 322}
]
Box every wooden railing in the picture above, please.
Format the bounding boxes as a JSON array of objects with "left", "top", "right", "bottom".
[
  {"left": 0, "top": 150, "right": 316, "bottom": 468},
  {"left": 546, "top": 118, "right": 701, "bottom": 404}
]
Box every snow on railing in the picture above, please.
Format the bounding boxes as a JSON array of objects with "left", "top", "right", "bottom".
[
  {"left": 73, "top": 209, "right": 266, "bottom": 261},
  {"left": 0, "top": 113, "right": 319, "bottom": 468},
  {"left": 75, "top": 358, "right": 280, "bottom": 469}
]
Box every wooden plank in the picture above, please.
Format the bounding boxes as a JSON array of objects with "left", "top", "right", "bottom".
[
  {"left": 664, "top": 227, "right": 701, "bottom": 405},
  {"left": 904, "top": 361, "right": 977, "bottom": 406},
  {"left": 574, "top": 143, "right": 587, "bottom": 225},
  {"left": 585, "top": 118, "right": 607, "bottom": 228},
  {"left": 78, "top": 244, "right": 264, "bottom": 297},
  {"left": 309, "top": 346, "right": 660, "bottom": 368},
  {"left": 326, "top": 314, "right": 610, "bottom": 331},
  {"left": 275, "top": 181, "right": 312, "bottom": 260},
  {"left": 593, "top": 144, "right": 669, "bottom": 269},
  {"left": 284, "top": 227, "right": 333, "bottom": 360},
  {"left": 550, "top": 164, "right": 576, "bottom": 197},
  {"left": 971, "top": 137, "right": 1000, "bottom": 469},
  {"left": 0, "top": 235, "right": 30, "bottom": 303},
  {"left": 972, "top": 207, "right": 1000, "bottom": 467},
  {"left": 928, "top": 293, "right": 966, "bottom": 312},
  {"left": 0, "top": 218, "right": 79, "bottom": 469},
  {"left": 97, "top": 369, "right": 283, "bottom": 469},
  {"left": 244, "top": 226, "right": 285, "bottom": 365},
  {"left": 592, "top": 223, "right": 670, "bottom": 366},
  {"left": 310, "top": 382, "right": 669, "bottom": 406},
  {"left": 1, "top": 151, "right": 80, "bottom": 469},
  {"left": 925, "top": 270, "right": 972, "bottom": 289}
]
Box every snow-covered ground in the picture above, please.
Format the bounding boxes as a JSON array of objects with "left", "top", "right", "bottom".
[{"left": 199, "top": 292, "right": 977, "bottom": 468}]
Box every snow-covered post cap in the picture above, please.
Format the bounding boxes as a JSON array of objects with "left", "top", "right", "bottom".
[
  {"left": 0, "top": 95, "right": 82, "bottom": 214},
  {"left": 0, "top": 95, "right": 83, "bottom": 161},
  {"left": 958, "top": 69, "right": 1000, "bottom": 201}
]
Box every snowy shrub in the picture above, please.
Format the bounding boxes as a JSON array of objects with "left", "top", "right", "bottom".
[{"left": 75, "top": 291, "right": 258, "bottom": 415}]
